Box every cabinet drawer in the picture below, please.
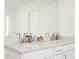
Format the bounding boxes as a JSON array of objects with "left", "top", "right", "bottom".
[
  {"left": 54, "top": 46, "right": 63, "bottom": 55},
  {"left": 39, "top": 48, "right": 53, "bottom": 57},
  {"left": 63, "top": 44, "right": 75, "bottom": 52},
  {"left": 24, "top": 48, "right": 53, "bottom": 59}
]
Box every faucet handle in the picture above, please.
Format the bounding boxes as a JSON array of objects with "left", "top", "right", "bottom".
[
  {"left": 23, "top": 33, "right": 26, "bottom": 37},
  {"left": 17, "top": 33, "right": 21, "bottom": 38}
]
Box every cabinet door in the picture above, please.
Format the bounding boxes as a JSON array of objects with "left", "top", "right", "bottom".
[
  {"left": 24, "top": 53, "right": 42, "bottom": 59},
  {"left": 63, "top": 50, "right": 75, "bottom": 59},
  {"left": 54, "top": 46, "right": 63, "bottom": 59},
  {"left": 66, "top": 50, "right": 75, "bottom": 59},
  {"left": 43, "top": 56, "right": 53, "bottom": 59},
  {"left": 5, "top": 48, "right": 21, "bottom": 59},
  {"left": 54, "top": 54, "right": 62, "bottom": 59},
  {"left": 63, "top": 44, "right": 75, "bottom": 59},
  {"left": 24, "top": 51, "right": 43, "bottom": 59}
]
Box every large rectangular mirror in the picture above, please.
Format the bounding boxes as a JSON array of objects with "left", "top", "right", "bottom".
[{"left": 5, "top": 0, "right": 58, "bottom": 37}]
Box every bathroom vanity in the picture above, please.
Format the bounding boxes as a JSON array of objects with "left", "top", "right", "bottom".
[
  {"left": 5, "top": 0, "right": 75, "bottom": 59},
  {"left": 5, "top": 37, "right": 75, "bottom": 59}
]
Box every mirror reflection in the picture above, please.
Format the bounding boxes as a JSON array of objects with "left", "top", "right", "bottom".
[{"left": 5, "top": 0, "right": 58, "bottom": 40}]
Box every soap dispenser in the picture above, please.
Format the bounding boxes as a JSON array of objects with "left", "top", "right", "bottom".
[
  {"left": 28, "top": 33, "right": 32, "bottom": 43},
  {"left": 32, "top": 35, "right": 36, "bottom": 43}
]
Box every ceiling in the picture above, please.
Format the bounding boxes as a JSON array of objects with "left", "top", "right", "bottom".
[{"left": 6, "top": 0, "right": 35, "bottom": 9}]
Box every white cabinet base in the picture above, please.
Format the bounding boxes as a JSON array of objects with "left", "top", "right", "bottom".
[
  {"left": 5, "top": 44, "right": 75, "bottom": 59},
  {"left": 5, "top": 48, "right": 21, "bottom": 59}
]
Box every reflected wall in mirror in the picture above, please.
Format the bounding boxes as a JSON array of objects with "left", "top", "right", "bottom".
[{"left": 5, "top": 0, "right": 58, "bottom": 37}]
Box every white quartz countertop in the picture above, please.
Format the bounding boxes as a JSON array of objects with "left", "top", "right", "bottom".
[{"left": 4, "top": 37, "right": 75, "bottom": 54}]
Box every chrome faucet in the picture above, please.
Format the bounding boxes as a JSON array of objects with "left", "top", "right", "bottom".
[
  {"left": 17, "top": 33, "right": 22, "bottom": 44},
  {"left": 17, "top": 33, "right": 29, "bottom": 44},
  {"left": 17, "top": 33, "right": 21, "bottom": 39}
]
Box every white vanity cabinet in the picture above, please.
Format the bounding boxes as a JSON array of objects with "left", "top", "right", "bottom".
[
  {"left": 53, "top": 46, "right": 63, "bottom": 59},
  {"left": 5, "top": 48, "right": 21, "bottom": 59},
  {"left": 5, "top": 48, "right": 53, "bottom": 59},
  {"left": 23, "top": 48, "right": 53, "bottom": 59},
  {"left": 5, "top": 43, "right": 75, "bottom": 59},
  {"left": 63, "top": 44, "right": 75, "bottom": 59},
  {"left": 63, "top": 50, "right": 75, "bottom": 59},
  {"left": 53, "top": 44, "right": 75, "bottom": 59}
]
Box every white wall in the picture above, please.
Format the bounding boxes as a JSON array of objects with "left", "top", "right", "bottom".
[
  {"left": 6, "top": 9, "right": 16, "bottom": 37},
  {"left": 40, "top": 2, "right": 57, "bottom": 34},
  {"left": 16, "top": 0, "right": 57, "bottom": 35},
  {"left": 57, "top": 0, "right": 75, "bottom": 37}
]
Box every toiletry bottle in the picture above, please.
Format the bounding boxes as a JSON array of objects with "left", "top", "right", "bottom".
[
  {"left": 44, "top": 32, "right": 50, "bottom": 42},
  {"left": 32, "top": 35, "right": 36, "bottom": 43},
  {"left": 34, "top": 35, "right": 37, "bottom": 42},
  {"left": 28, "top": 33, "right": 32, "bottom": 43},
  {"left": 24, "top": 33, "right": 28, "bottom": 43}
]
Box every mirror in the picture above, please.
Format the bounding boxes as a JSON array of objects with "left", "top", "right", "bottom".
[{"left": 5, "top": 0, "right": 58, "bottom": 37}]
